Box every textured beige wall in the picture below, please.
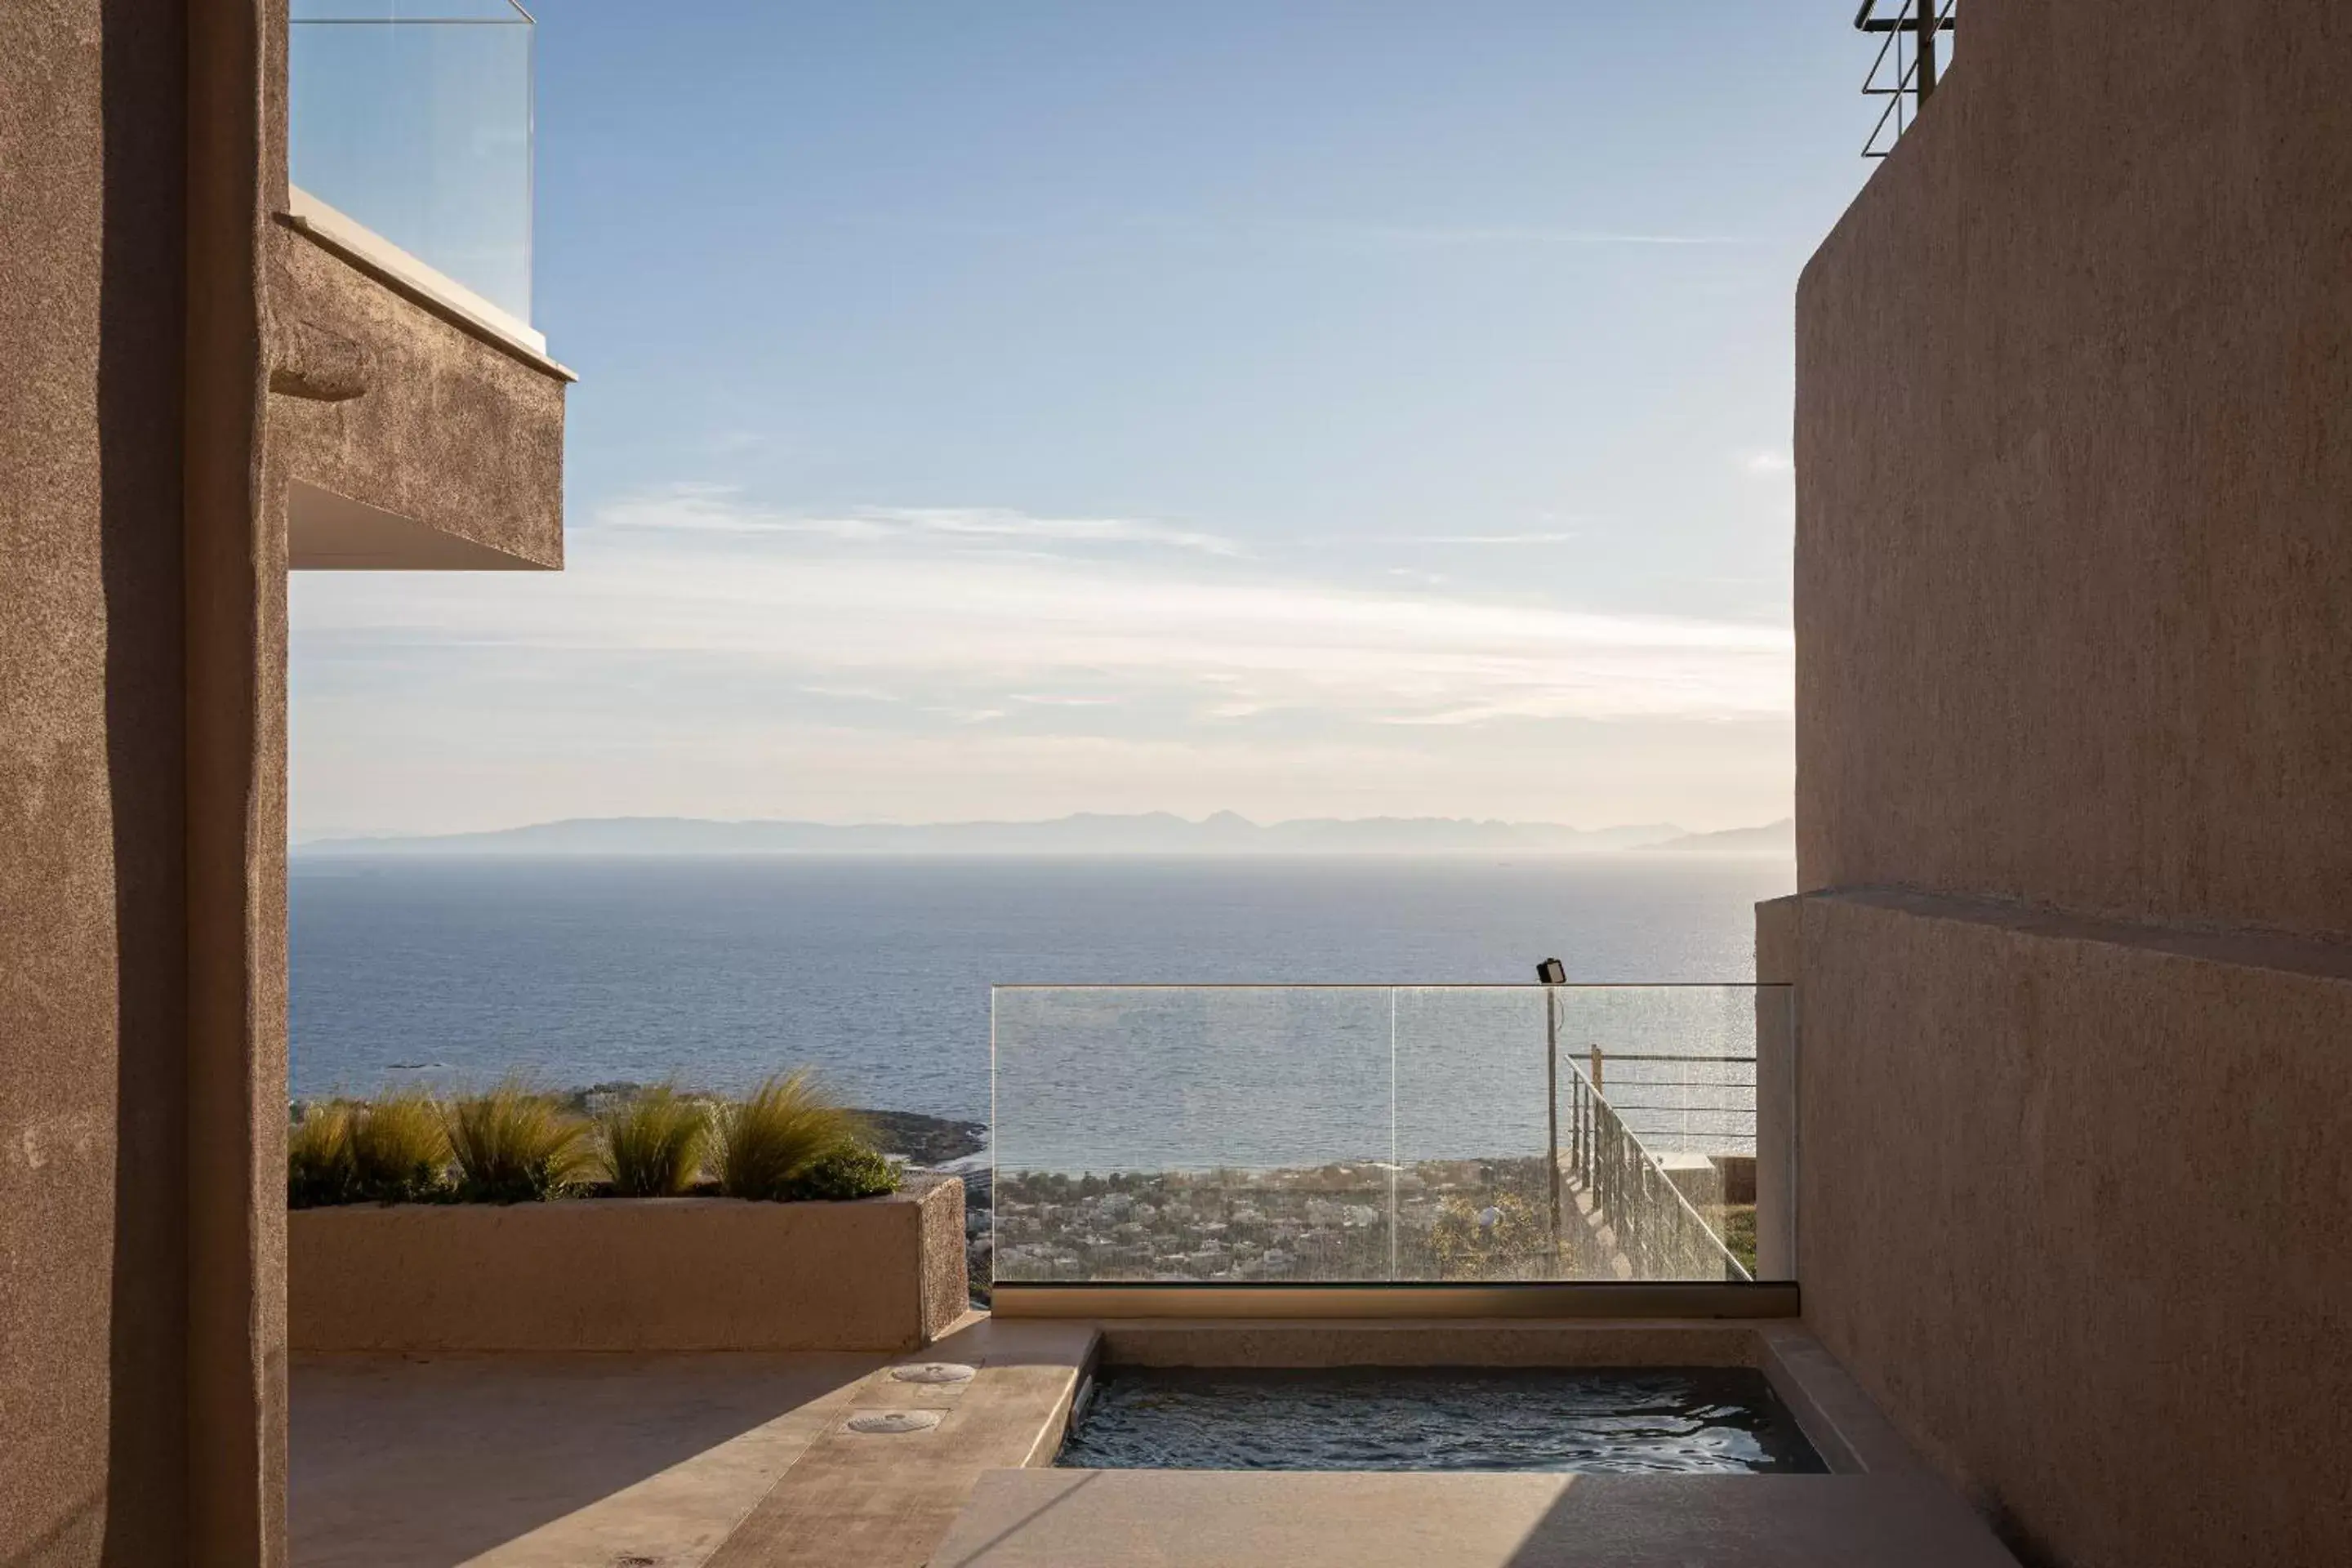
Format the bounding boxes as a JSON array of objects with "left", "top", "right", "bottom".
[
  {"left": 1791, "top": 6, "right": 2352, "bottom": 1565},
  {"left": 0, "top": 3, "right": 194, "bottom": 1561},
  {"left": 289, "top": 1182, "right": 969, "bottom": 1354},
  {"left": 915, "top": 1177, "right": 974, "bottom": 1342},
  {"left": 1752, "top": 897, "right": 1798, "bottom": 1281},
  {"left": 1797, "top": 1, "right": 2352, "bottom": 940},
  {"left": 269, "top": 225, "right": 566, "bottom": 571},
  {"left": 186, "top": 2, "right": 287, "bottom": 1561},
  {"left": 3, "top": 0, "right": 560, "bottom": 1558},
  {"left": 1794, "top": 892, "right": 2352, "bottom": 1566}
]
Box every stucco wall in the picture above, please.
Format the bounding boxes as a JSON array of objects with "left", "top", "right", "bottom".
[
  {"left": 4, "top": 1, "right": 562, "bottom": 1558},
  {"left": 269, "top": 225, "right": 566, "bottom": 571},
  {"left": 289, "top": 1182, "right": 969, "bottom": 1354},
  {"left": 1792, "top": 6, "right": 2352, "bottom": 1565},
  {"left": 1797, "top": 1, "right": 2352, "bottom": 939},
  {"left": 0, "top": 3, "right": 193, "bottom": 1561},
  {"left": 186, "top": 1, "right": 288, "bottom": 1559},
  {"left": 1793, "top": 891, "right": 2352, "bottom": 1566}
]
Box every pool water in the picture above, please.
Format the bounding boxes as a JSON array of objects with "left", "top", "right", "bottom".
[{"left": 1057, "top": 1365, "right": 1825, "bottom": 1474}]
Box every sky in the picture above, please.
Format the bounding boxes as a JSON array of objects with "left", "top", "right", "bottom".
[{"left": 288, "top": 2, "right": 1880, "bottom": 841}]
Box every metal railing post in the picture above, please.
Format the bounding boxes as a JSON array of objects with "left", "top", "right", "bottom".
[
  {"left": 1857, "top": 0, "right": 1955, "bottom": 157},
  {"left": 1915, "top": 0, "right": 1939, "bottom": 98},
  {"left": 1575, "top": 1069, "right": 1585, "bottom": 1178},
  {"left": 1544, "top": 985, "right": 1561, "bottom": 1260}
]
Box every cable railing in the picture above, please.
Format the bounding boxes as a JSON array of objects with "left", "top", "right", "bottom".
[
  {"left": 1578, "top": 1045, "right": 1757, "bottom": 1156},
  {"left": 1563, "top": 1052, "right": 1749, "bottom": 1283},
  {"left": 1859, "top": 0, "right": 1958, "bottom": 158},
  {"left": 987, "top": 982, "right": 1790, "bottom": 1288}
]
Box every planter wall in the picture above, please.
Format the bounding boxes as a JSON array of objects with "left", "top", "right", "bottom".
[{"left": 291, "top": 1174, "right": 966, "bottom": 1352}]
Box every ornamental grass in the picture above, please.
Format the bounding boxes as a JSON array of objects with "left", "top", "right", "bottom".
[
  {"left": 714, "top": 1071, "right": 862, "bottom": 1200},
  {"left": 444, "top": 1080, "right": 595, "bottom": 1203},
  {"left": 287, "top": 1101, "right": 360, "bottom": 1209},
  {"left": 350, "top": 1090, "right": 452, "bottom": 1202},
  {"left": 596, "top": 1083, "right": 711, "bottom": 1197}
]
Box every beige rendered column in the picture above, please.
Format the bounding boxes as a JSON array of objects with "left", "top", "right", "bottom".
[
  {"left": 186, "top": 0, "right": 289, "bottom": 1561},
  {"left": 1753, "top": 895, "right": 1800, "bottom": 1281}
]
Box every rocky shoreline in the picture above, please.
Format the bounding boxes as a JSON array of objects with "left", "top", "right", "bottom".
[
  {"left": 845, "top": 1108, "right": 989, "bottom": 1166},
  {"left": 547, "top": 1084, "right": 987, "bottom": 1163}
]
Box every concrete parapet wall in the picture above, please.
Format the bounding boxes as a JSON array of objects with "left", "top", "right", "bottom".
[
  {"left": 1794, "top": 889, "right": 2352, "bottom": 1566},
  {"left": 290, "top": 1178, "right": 967, "bottom": 1353}
]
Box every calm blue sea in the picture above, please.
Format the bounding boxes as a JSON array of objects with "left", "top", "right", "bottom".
[{"left": 288, "top": 854, "right": 1793, "bottom": 1161}]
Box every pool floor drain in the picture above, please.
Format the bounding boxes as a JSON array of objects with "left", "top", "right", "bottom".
[
  {"left": 889, "top": 1361, "right": 977, "bottom": 1384},
  {"left": 848, "top": 1409, "right": 943, "bottom": 1434}
]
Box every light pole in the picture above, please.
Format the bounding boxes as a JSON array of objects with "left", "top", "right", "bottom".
[{"left": 1537, "top": 957, "right": 1566, "bottom": 1261}]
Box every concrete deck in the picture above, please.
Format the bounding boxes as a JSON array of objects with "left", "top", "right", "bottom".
[
  {"left": 290, "top": 1316, "right": 1094, "bottom": 1568},
  {"left": 702, "top": 1317, "right": 1094, "bottom": 1567},
  {"left": 931, "top": 1472, "right": 2023, "bottom": 1568},
  {"left": 292, "top": 1317, "right": 1985, "bottom": 1567},
  {"left": 291, "top": 1349, "right": 883, "bottom": 1566}
]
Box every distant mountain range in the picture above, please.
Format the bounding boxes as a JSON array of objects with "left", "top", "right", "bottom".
[
  {"left": 1641, "top": 817, "right": 1795, "bottom": 854},
  {"left": 296, "top": 811, "right": 1796, "bottom": 858}
]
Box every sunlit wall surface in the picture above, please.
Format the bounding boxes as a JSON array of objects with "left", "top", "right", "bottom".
[
  {"left": 289, "top": 0, "right": 534, "bottom": 323},
  {"left": 992, "top": 984, "right": 1791, "bottom": 1286}
]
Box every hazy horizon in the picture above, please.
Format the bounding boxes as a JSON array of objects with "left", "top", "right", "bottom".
[
  {"left": 293, "top": 807, "right": 1795, "bottom": 854},
  {"left": 290, "top": 5, "right": 1874, "bottom": 842}
]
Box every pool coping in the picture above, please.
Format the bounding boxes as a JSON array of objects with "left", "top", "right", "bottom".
[
  {"left": 930, "top": 1470, "right": 2023, "bottom": 1568},
  {"left": 993, "top": 1281, "right": 1800, "bottom": 1320},
  {"left": 684, "top": 1316, "right": 1933, "bottom": 1565}
]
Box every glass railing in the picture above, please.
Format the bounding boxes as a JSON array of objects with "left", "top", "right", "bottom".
[
  {"left": 991, "top": 984, "right": 1793, "bottom": 1288},
  {"left": 289, "top": 1, "right": 535, "bottom": 324}
]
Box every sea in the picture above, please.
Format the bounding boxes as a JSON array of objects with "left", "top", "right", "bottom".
[{"left": 289, "top": 853, "right": 1794, "bottom": 1169}]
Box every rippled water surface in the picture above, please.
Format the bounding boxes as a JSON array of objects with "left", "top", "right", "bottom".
[{"left": 1057, "top": 1365, "right": 1824, "bottom": 1473}]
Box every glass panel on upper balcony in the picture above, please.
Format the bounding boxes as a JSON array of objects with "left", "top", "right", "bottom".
[
  {"left": 990, "top": 983, "right": 1792, "bottom": 1289},
  {"left": 289, "top": 1, "right": 535, "bottom": 325}
]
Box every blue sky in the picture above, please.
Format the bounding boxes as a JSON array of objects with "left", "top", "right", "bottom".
[{"left": 290, "top": 2, "right": 1878, "bottom": 839}]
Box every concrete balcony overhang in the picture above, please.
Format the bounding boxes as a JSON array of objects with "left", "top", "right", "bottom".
[
  {"left": 286, "top": 479, "right": 550, "bottom": 570},
  {"left": 271, "top": 189, "right": 570, "bottom": 571}
]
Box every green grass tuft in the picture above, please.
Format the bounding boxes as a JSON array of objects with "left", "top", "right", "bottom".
[
  {"left": 350, "top": 1091, "right": 452, "bottom": 1202},
  {"left": 1720, "top": 1205, "right": 1758, "bottom": 1278},
  {"left": 445, "top": 1080, "right": 595, "bottom": 1203},
  {"left": 597, "top": 1084, "right": 711, "bottom": 1197},
  {"left": 288, "top": 1102, "right": 359, "bottom": 1208},
  {"left": 780, "top": 1143, "right": 902, "bottom": 1202},
  {"left": 715, "top": 1071, "right": 862, "bottom": 1200}
]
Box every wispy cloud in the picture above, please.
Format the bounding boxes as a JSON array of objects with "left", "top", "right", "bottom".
[
  {"left": 1312, "top": 221, "right": 1750, "bottom": 249},
  {"left": 298, "top": 487, "right": 1792, "bottom": 729},
  {"left": 601, "top": 488, "right": 1248, "bottom": 558},
  {"left": 829, "top": 212, "right": 1755, "bottom": 252},
  {"left": 1389, "top": 532, "right": 1583, "bottom": 546},
  {"left": 1740, "top": 450, "right": 1794, "bottom": 475},
  {"left": 894, "top": 507, "right": 1246, "bottom": 557}
]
